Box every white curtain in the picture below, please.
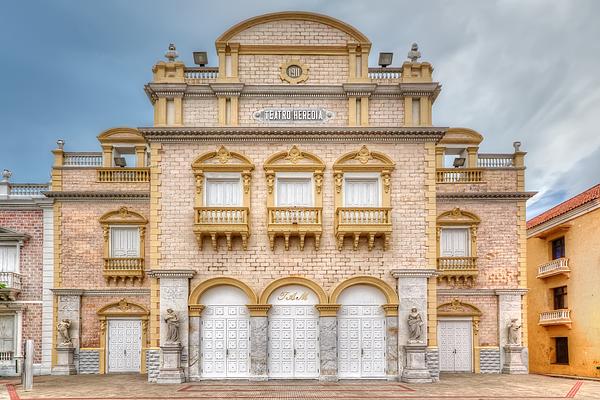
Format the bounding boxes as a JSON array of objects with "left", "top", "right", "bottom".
[
  {"left": 0, "top": 246, "right": 17, "bottom": 273},
  {"left": 205, "top": 178, "right": 241, "bottom": 206},
  {"left": 110, "top": 227, "right": 140, "bottom": 258},
  {"left": 276, "top": 177, "right": 312, "bottom": 206},
  {"left": 440, "top": 228, "right": 469, "bottom": 257},
  {"left": 344, "top": 178, "right": 379, "bottom": 207}
]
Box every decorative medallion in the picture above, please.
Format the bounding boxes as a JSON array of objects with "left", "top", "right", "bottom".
[
  {"left": 118, "top": 298, "right": 131, "bottom": 311},
  {"left": 355, "top": 145, "right": 373, "bottom": 164},
  {"left": 216, "top": 146, "right": 231, "bottom": 164},
  {"left": 285, "top": 145, "right": 304, "bottom": 164},
  {"left": 279, "top": 60, "right": 309, "bottom": 84}
]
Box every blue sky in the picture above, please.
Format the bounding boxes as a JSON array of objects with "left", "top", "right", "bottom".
[{"left": 1, "top": 0, "right": 599, "bottom": 218}]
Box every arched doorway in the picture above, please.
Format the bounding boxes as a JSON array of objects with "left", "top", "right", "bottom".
[{"left": 337, "top": 284, "right": 387, "bottom": 378}]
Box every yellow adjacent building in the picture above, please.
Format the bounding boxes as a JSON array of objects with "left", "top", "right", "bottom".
[{"left": 527, "top": 184, "right": 600, "bottom": 378}]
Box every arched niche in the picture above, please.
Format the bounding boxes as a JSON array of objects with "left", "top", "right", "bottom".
[
  {"left": 259, "top": 277, "right": 328, "bottom": 308},
  {"left": 188, "top": 277, "right": 258, "bottom": 316},
  {"left": 330, "top": 276, "right": 398, "bottom": 316}
]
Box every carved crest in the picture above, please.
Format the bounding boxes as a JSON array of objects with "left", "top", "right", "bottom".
[
  {"left": 355, "top": 145, "right": 373, "bottom": 164},
  {"left": 285, "top": 145, "right": 304, "bottom": 164},
  {"left": 118, "top": 298, "right": 131, "bottom": 311},
  {"left": 216, "top": 146, "right": 231, "bottom": 164},
  {"left": 437, "top": 299, "right": 482, "bottom": 316}
]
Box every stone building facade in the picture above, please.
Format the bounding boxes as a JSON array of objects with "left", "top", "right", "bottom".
[{"left": 7, "top": 12, "right": 532, "bottom": 381}]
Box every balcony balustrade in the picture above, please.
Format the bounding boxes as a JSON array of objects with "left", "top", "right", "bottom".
[
  {"left": 367, "top": 67, "right": 402, "bottom": 82},
  {"left": 0, "top": 272, "right": 22, "bottom": 300},
  {"left": 436, "top": 168, "right": 483, "bottom": 183},
  {"left": 539, "top": 309, "right": 572, "bottom": 328},
  {"left": 335, "top": 207, "right": 392, "bottom": 251},
  {"left": 537, "top": 257, "right": 570, "bottom": 279},
  {"left": 8, "top": 183, "right": 49, "bottom": 197},
  {"left": 0, "top": 351, "right": 14, "bottom": 361},
  {"left": 477, "top": 154, "right": 515, "bottom": 168},
  {"left": 193, "top": 207, "right": 249, "bottom": 251},
  {"left": 184, "top": 67, "right": 219, "bottom": 84},
  {"left": 437, "top": 257, "right": 478, "bottom": 286},
  {"left": 97, "top": 168, "right": 150, "bottom": 183},
  {"left": 267, "top": 207, "right": 322, "bottom": 250},
  {"left": 103, "top": 258, "right": 144, "bottom": 284},
  {"left": 63, "top": 152, "right": 103, "bottom": 167}
]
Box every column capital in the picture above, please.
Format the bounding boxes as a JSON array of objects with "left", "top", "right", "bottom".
[
  {"left": 391, "top": 269, "right": 438, "bottom": 279},
  {"left": 495, "top": 289, "right": 528, "bottom": 296},
  {"left": 147, "top": 269, "right": 196, "bottom": 279}
]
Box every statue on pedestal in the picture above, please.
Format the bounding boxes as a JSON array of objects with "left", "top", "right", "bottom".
[
  {"left": 57, "top": 319, "right": 72, "bottom": 346},
  {"left": 164, "top": 309, "right": 180, "bottom": 344},
  {"left": 507, "top": 318, "right": 521, "bottom": 345},
  {"left": 407, "top": 307, "right": 424, "bottom": 343}
]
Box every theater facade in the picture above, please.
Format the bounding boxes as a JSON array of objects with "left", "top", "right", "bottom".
[{"left": 35, "top": 12, "right": 534, "bottom": 382}]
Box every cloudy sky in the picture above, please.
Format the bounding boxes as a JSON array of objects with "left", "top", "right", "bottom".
[{"left": 1, "top": 0, "right": 599, "bottom": 217}]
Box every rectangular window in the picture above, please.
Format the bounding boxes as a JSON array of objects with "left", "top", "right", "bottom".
[
  {"left": 205, "top": 177, "right": 242, "bottom": 207},
  {"left": 225, "top": 54, "right": 232, "bottom": 77},
  {"left": 555, "top": 337, "right": 569, "bottom": 364},
  {"left": 0, "top": 315, "right": 15, "bottom": 358},
  {"left": 553, "top": 286, "right": 567, "bottom": 310},
  {"left": 412, "top": 98, "right": 421, "bottom": 125},
  {"left": 276, "top": 177, "right": 312, "bottom": 207},
  {"left": 344, "top": 177, "right": 379, "bottom": 207},
  {"left": 166, "top": 99, "right": 175, "bottom": 125},
  {"left": 0, "top": 245, "right": 17, "bottom": 273},
  {"left": 440, "top": 228, "right": 470, "bottom": 257},
  {"left": 110, "top": 227, "right": 140, "bottom": 258},
  {"left": 551, "top": 237, "right": 565, "bottom": 260}
]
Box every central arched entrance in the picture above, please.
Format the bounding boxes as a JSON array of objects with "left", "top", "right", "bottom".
[{"left": 267, "top": 284, "right": 320, "bottom": 378}]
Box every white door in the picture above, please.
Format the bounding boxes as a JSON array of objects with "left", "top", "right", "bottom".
[
  {"left": 107, "top": 319, "right": 141, "bottom": 373},
  {"left": 438, "top": 319, "right": 472, "bottom": 372},
  {"left": 338, "top": 286, "right": 386, "bottom": 378},
  {"left": 201, "top": 305, "right": 250, "bottom": 378}
]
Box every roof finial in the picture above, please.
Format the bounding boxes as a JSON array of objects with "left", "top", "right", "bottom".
[
  {"left": 1, "top": 169, "right": 11, "bottom": 183},
  {"left": 513, "top": 141, "right": 522, "bottom": 152},
  {"left": 165, "top": 43, "right": 178, "bottom": 62},
  {"left": 56, "top": 139, "right": 65, "bottom": 150},
  {"left": 407, "top": 43, "right": 421, "bottom": 63}
]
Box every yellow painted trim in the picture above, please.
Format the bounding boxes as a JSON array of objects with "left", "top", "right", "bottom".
[
  {"left": 189, "top": 277, "right": 259, "bottom": 305},
  {"left": 439, "top": 127, "right": 484, "bottom": 146},
  {"left": 330, "top": 275, "right": 398, "bottom": 305},
  {"left": 333, "top": 146, "right": 396, "bottom": 171},
  {"left": 259, "top": 276, "right": 328, "bottom": 305},
  {"left": 192, "top": 147, "right": 255, "bottom": 169},
  {"left": 149, "top": 143, "right": 162, "bottom": 347},
  {"left": 216, "top": 11, "right": 371, "bottom": 46},
  {"left": 97, "top": 127, "right": 145, "bottom": 145},
  {"left": 279, "top": 60, "right": 310, "bottom": 84}
]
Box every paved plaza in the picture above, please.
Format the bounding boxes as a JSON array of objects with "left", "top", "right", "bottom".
[{"left": 1, "top": 374, "right": 598, "bottom": 400}]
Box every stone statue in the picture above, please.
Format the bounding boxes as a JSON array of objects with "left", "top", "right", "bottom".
[
  {"left": 57, "top": 319, "right": 72, "bottom": 346},
  {"left": 407, "top": 307, "right": 424, "bottom": 343},
  {"left": 164, "top": 308, "right": 180, "bottom": 344},
  {"left": 407, "top": 43, "right": 421, "bottom": 63},
  {"left": 507, "top": 318, "right": 521, "bottom": 345}
]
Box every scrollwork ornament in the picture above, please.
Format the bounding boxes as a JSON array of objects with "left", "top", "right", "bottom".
[
  {"left": 314, "top": 172, "right": 323, "bottom": 194},
  {"left": 355, "top": 145, "right": 372, "bottom": 164},
  {"left": 266, "top": 173, "right": 275, "bottom": 194},
  {"left": 335, "top": 173, "right": 343, "bottom": 194}
]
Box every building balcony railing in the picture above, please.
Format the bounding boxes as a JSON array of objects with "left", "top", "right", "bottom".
[
  {"left": 0, "top": 351, "right": 14, "bottom": 361},
  {"left": 537, "top": 257, "right": 570, "bottom": 279},
  {"left": 335, "top": 207, "right": 392, "bottom": 251},
  {"left": 267, "top": 207, "right": 322, "bottom": 251},
  {"left": 539, "top": 309, "right": 572, "bottom": 328},
  {"left": 436, "top": 168, "right": 484, "bottom": 183},
  {"left": 193, "top": 207, "right": 250, "bottom": 251},
  {"left": 97, "top": 168, "right": 150, "bottom": 183},
  {"left": 0, "top": 272, "right": 22, "bottom": 300},
  {"left": 63, "top": 152, "right": 103, "bottom": 167},
  {"left": 103, "top": 258, "right": 144, "bottom": 284},
  {"left": 8, "top": 183, "right": 49, "bottom": 197},
  {"left": 367, "top": 67, "right": 403, "bottom": 82},
  {"left": 184, "top": 67, "right": 219, "bottom": 83},
  {"left": 477, "top": 154, "right": 515, "bottom": 168},
  {"left": 437, "top": 257, "right": 478, "bottom": 286}
]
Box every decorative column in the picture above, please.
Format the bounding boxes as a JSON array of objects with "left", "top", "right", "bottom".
[
  {"left": 497, "top": 289, "right": 528, "bottom": 374},
  {"left": 187, "top": 305, "right": 204, "bottom": 381},
  {"left": 391, "top": 269, "right": 437, "bottom": 381},
  {"left": 316, "top": 304, "right": 341, "bottom": 381},
  {"left": 147, "top": 270, "right": 195, "bottom": 384},
  {"left": 52, "top": 290, "right": 83, "bottom": 375},
  {"left": 383, "top": 304, "right": 399, "bottom": 380},
  {"left": 247, "top": 305, "right": 271, "bottom": 381}
]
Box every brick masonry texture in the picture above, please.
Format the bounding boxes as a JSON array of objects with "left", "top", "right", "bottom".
[
  {"left": 480, "top": 348, "right": 501, "bottom": 373},
  {"left": 229, "top": 20, "right": 355, "bottom": 46},
  {"left": 158, "top": 141, "right": 428, "bottom": 294},
  {"left": 59, "top": 202, "right": 150, "bottom": 289},
  {"left": 61, "top": 169, "right": 149, "bottom": 192},
  {"left": 183, "top": 98, "right": 218, "bottom": 126},
  {"left": 79, "top": 349, "right": 100, "bottom": 374},
  {"left": 238, "top": 55, "right": 348, "bottom": 85},
  {"left": 436, "top": 169, "right": 519, "bottom": 193},
  {"left": 426, "top": 348, "right": 440, "bottom": 381}
]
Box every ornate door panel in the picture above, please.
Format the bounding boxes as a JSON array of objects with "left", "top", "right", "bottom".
[
  {"left": 202, "top": 305, "right": 250, "bottom": 378},
  {"left": 107, "top": 319, "right": 141, "bottom": 373},
  {"left": 338, "top": 305, "right": 386, "bottom": 378},
  {"left": 438, "top": 319, "right": 472, "bottom": 372}
]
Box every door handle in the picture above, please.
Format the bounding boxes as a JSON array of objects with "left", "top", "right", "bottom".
[
  {"left": 294, "top": 349, "right": 297, "bottom": 357},
  {"left": 361, "top": 348, "right": 364, "bottom": 357},
  {"left": 226, "top": 349, "right": 229, "bottom": 357},
  {"left": 124, "top": 349, "right": 127, "bottom": 356}
]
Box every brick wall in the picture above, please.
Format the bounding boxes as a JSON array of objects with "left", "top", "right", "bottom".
[
  {"left": 61, "top": 169, "right": 149, "bottom": 192},
  {"left": 158, "top": 141, "right": 428, "bottom": 295},
  {"left": 183, "top": 98, "right": 218, "bottom": 126},
  {"left": 229, "top": 20, "right": 354, "bottom": 46},
  {"left": 238, "top": 55, "right": 348, "bottom": 85},
  {"left": 369, "top": 98, "right": 404, "bottom": 127}
]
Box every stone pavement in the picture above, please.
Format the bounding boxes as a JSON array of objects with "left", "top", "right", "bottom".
[{"left": 1, "top": 373, "right": 598, "bottom": 400}]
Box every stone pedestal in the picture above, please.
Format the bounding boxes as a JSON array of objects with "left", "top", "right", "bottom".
[
  {"left": 157, "top": 343, "right": 185, "bottom": 384},
  {"left": 501, "top": 345, "right": 527, "bottom": 374},
  {"left": 52, "top": 345, "right": 76, "bottom": 375},
  {"left": 319, "top": 316, "right": 338, "bottom": 381},
  {"left": 401, "top": 343, "right": 432, "bottom": 383},
  {"left": 249, "top": 316, "right": 268, "bottom": 381}
]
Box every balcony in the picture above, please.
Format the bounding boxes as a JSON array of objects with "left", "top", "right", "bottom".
[
  {"left": 0, "top": 351, "right": 14, "bottom": 361},
  {"left": 437, "top": 257, "right": 478, "bottom": 286},
  {"left": 193, "top": 207, "right": 249, "bottom": 251},
  {"left": 539, "top": 309, "right": 572, "bottom": 328},
  {"left": 0, "top": 272, "right": 22, "bottom": 300},
  {"left": 537, "top": 257, "right": 570, "bottom": 279},
  {"left": 97, "top": 168, "right": 150, "bottom": 183},
  {"left": 184, "top": 67, "right": 219, "bottom": 84},
  {"left": 267, "top": 207, "right": 322, "bottom": 251},
  {"left": 335, "top": 207, "right": 392, "bottom": 251},
  {"left": 103, "top": 258, "right": 144, "bottom": 284},
  {"left": 436, "top": 168, "right": 483, "bottom": 183}
]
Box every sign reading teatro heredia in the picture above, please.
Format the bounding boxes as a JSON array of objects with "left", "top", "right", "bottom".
[{"left": 253, "top": 108, "right": 334, "bottom": 123}]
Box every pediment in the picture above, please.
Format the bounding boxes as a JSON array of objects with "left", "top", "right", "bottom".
[
  {"left": 99, "top": 207, "right": 147, "bottom": 226},
  {"left": 97, "top": 298, "right": 149, "bottom": 317},
  {"left": 439, "top": 128, "right": 483, "bottom": 146},
  {"left": 264, "top": 145, "right": 325, "bottom": 171},
  {"left": 437, "top": 208, "right": 480, "bottom": 225},
  {"left": 437, "top": 299, "right": 482, "bottom": 316},
  {"left": 0, "top": 227, "right": 29, "bottom": 242},
  {"left": 334, "top": 145, "right": 395, "bottom": 171},
  {"left": 97, "top": 127, "right": 145, "bottom": 145},
  {"left": 192, "top": 146, "right": 254, "bottom": 172}
]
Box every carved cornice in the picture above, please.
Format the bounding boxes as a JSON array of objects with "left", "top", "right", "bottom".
[
  {"left": 44, "top": 191, "right": 150, "bottom": 201},
  {"left": 140, "top": 126, "right": 446, "bottom": 143},
  {"left": 146, "top": 269, "right": 196, "bottom": 279},
  {"left": 342, "top": 83, "right": 377, "bottom": 97},
  {"left": 51, "top": 289, "right": 85, "bottom": 296},
  {"left": 399, "top": 82, "right": 442, "bottom": 100},
  {"left": 315, "top": 304, "right": 341, "bottom": 317},
  {"left": 437, "top": 192, "right": 536, "bottom": 201},
  {"left": 391, "top": 269, "right": 439, "bottom": 278},
  {"left": 495, "top": 289, "right": 529, "bottom": 296},
  {"left": 240, "top": 85, "right": 345, "bottom": 98},
  {"left": 209, "top": 82, "right": 245, "bottom": 97}
]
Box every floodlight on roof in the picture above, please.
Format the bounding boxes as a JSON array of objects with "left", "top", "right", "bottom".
[
  {"left": 193, "top": 51, "right": 208, "bottom": 66},
  {"left": 378, "top": 52, "right": 393, "bottom": 68}
]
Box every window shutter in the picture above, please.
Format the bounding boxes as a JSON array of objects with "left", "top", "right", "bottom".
[
  {"left": 0, "top": 315, "right": 14, "bottom": 353},
  {"left": 0, "top": 246, "right": 17, "bottom": 273},
  {"left": 440, "top": 228, "right": 469, "bottom": 257},
  {"left": 344, "top": 178, "right": 379, "bottom": 207},
  {"left": 111, "top": 227, "right": 140, "bottom": 258},
  {"left": 276, "top": 178, "right": 312, "bottom": 207},
  {"left": 205, "top": 178, "right": 241, "bottom": 206}
]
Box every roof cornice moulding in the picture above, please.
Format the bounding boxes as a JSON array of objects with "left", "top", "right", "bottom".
[
  {"left": 147, "top": 269, "right": 196, "bottom": 279},
  {"left": 437, "top": 192, "right": 536, "bottom": 201},
  {"left": 44, "top": 191, "right": 150, "bottom": 201}
]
